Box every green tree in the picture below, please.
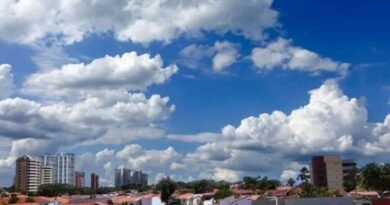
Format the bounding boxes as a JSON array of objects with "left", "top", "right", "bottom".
[
  {"left": 300, "top": 184, "right": 332, "bottom": 198},
  {"left": 343, "top": 167, "right": 359, "bottom": 192},
  {"left": 361, "top": 163, "right": 390, "bottom": 196},
  {"left": 25, "top": 196, "right": 35, "bottom": 203},
  {"left": 287, "top": 178, "right": 295, "bottom": 186},
  {"left": 297, "top": 167, "right": 310, "bottom": 184},
  {"left": 215, "top": 188, "right": 233, "bottom": 200},
  {"left": 242, "top": 176, "right": 258, "bottom": 191},
  {"left": 8, "top": 193, "right": 19, "bottom": 204},
  {"left": 158, "top": 177, "right": 176, "bottom": 203},
  {"left": 189, "top": 180, "right": 216, "bottom": 194}
]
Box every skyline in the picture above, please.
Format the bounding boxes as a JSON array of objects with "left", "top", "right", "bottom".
[{"left": 0, "top": 0, "right": 389, "bottom": 187}]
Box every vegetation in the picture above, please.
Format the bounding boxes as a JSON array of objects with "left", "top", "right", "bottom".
[
  {"left": 8, "top": 194, "right": 18, "bottom": 204},
  {"left": 287, "top": 178, "right": 295, "bottom": 186},
  {"left": 296, "top": 167, "right": 310, "bottom": 184},
  {"left": 343, "top": 167, "right": 359, "bottom": 192},
  {"left": 157, "top": 177, "right": 177, "bottom": 203},
  {"left": 240, "top": 176, "right": 281, "bottom": 191},
  {"left": 38, "top": 184, "right": 89, "bottom": 197},
  {"left": 25, "top": 196, "right": 35, "bottom": 203},
  {"left": 360, "top": 162, "right": 390, "bottom": 196}
]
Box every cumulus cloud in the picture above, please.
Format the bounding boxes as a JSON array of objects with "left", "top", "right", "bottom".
[
  {"left": 76, "top": 144, "right": 181, "bottom": 186},
  {"left": 24, "top": 52, "right": 178, "bottom": 98},
  {"left": 170, "top": 80, "right": 389, "bottom": 182},
  {"left": 167, "top": 132, "right": 222, "bottom": 143},
  {"left": 0, "top": 0, "right": 278, "bottom": 45},
  {"left": 212, "top": 41, "right": 239, "bottom": 72},
  {"left": 0, "top": 64, "right": 14, "bottom": 99},
  {"left": 180, "top": 41, "right": 239, "bottom": 71},
  {"left": 251, "top": 38, "right": 350, "bottom": 74},
  {"left": 0, "top": 94, "right": 174, "bottom": 143}
]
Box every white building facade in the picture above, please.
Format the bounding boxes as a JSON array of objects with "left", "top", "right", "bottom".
[{"left": 41, "top": 153, "right": 75, "bottom": 185}]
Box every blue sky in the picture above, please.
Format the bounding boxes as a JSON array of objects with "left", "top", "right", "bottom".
[{"left": 0, "top": 0, "right": 389, "bottom": 186}]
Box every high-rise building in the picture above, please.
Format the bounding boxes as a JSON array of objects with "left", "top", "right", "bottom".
[
  {"left": 15, "top": 155, "right": 41, "bottom": 193},
  {"left": 75, "top": 171, "right": 85, "bottom": 188},
  {"left": 41, "top": 153, "right": 75, "bottom": 185},
  {"left": 141, "top": 173, "right": 148, "bottom": 186},
  {"left": 310, "top": 156, "right": 344, "bottom": 190},
  {"left": 115, "top": 168, "right": 131, "bottom": 188},
  {"left": 40, "top": 166, "right": 53, "bottom": 185},
  {"left": 114, "top": 168, "right": 148, "bottom": 188},
  {"left": 91, "top": 173, "right": 99, "bottom": 191},
  {"left": 342, "top": 159, "right": 357, "bottom": 176}
]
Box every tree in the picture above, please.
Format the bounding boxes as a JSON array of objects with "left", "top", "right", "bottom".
[
  {"left": 343, "top": 167, "right": 359, "bottom": 192},
  {"left": 25, "top": 196, "right": 35, "bottom": 203},
  {"left": 287, "top": 178, "right": 295, "bottom": 186},
  {"left": 187, "top": 180, "right": 216, "bottom": 194},
  {"left": 8, "top": 193, "right": 19, "bottom": 204},
  {"left": 242, "top": 176, "right": 258, "bottom": 191},
  {"left": 361, "top": 163, "right": 390, "bottom": 196},
  {"left": 300, "top": 184, "right": 332, "bottom": 198},
  {"left": 158, "top": 177, "right": 176, "bottom": 203},
  {"left": 215, "top": 188, "right": 233, "bottom": 200},
  {"left": 297, "top": 167, "right": 310, "bottom": 184}
]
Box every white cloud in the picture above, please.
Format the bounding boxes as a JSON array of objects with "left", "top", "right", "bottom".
[
  {"left": 212, "top": 41, "right": 239, "bottom": 72},
  {"left": 170, "top": 80, "right": 389, "bottom": 182},
  {"left": 179, "top": 41, "right": 239, "bottom": 71},
  {"left": 24, "top": 51, "right": 178, "bottom": 98},
  {"left": 167, "top": 132, "right": 221, "bottom": 143},
  {"left": 75, "top": 144, "right": 181, "bottom": 186},
  {"left": 251, "top": 38, "right": 350, "bottom": 74},
  {"left": 0, "top": 64, "right": 14, "bottom": 99},
  {"left": 0, "top": 0, "right": 278, "bottom": 45},
  {"left": 0, "top": 94, "right": 174, "bottom": 143}
]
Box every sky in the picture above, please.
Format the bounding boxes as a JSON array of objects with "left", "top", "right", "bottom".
[{"left": 0, "top": 0, "right": 389, "bottom": 187}]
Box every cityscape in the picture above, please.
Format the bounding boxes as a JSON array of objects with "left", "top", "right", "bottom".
[
  {"left": 13, "top": 153, "right": 149, "bottom": 194},
  {"left": 0, "top": 0, "right": 389, "bottom": 205},
  {"left": 1, "top": 153, "right": 389, "bottom": 205}
]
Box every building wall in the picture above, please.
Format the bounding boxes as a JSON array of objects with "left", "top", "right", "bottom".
[
  {"left": 91, "top": 173, "right": 99, "bottom": 190},
  {"left": 141, "top": 197, "right": 163, "bottom": 205},
  {"left": 323, "top": 156, "right": 343, "bottom": 190},
  {"left": 284, "top": 197, "right": 353, "bottom": 205},
  {"left": 42, "top": 153, "right": 75, "bottom": 185},
  {"left": 40, "top": 166, "right": 53, "bottom": 185},
  {"left": 311, "top": 156, "right": 344, "bottom": 190},
  {"left": 15, "top": 155, "right": 41, "bottom": 193},
  {"left": 372, "top": 199, "right": 390, "bottom": 205},
  {"left": 75, "top": 171, "right": 85, "bottom": 188}
]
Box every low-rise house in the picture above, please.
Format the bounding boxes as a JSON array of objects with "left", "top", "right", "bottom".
[
  {"left": 141, "top": 193, "right": 163, "bottom": 205},
  {"left": 176, "top": 193, "right": 202, "bottom": 205},
  {"left": 69, "top": 196, "right": 110, "bottom": 205},
  {"left": 220, "top": 195, "right": 261, "bottom": 205},
  {"left": 110, "top": 195, "right": 142, "bottom": 205},
  {"left": 348, "top": 190, "right": 380, "bottom": 200}
]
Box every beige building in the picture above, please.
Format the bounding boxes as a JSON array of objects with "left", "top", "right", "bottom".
[
  {"left": 40, "top": 166, "right": 53, "bottom": 185},
  {"left": 310, "top": 156, "right": 343, "bottom": 190},
  {"left": 15, "top": 155, "right": 41, "bottom": 193}
]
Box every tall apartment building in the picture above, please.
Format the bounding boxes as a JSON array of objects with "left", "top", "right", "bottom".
[
  {"left": 40, "top": 166, "right": 53, "bottom": 185},
  {"left": 115, "top": 168, "right": 131, "bottom": 188},
  {"left": 141, "top": 173, "right": 148, "bottom": 186},
  {"left": 75, "top": 171, "right": 85, "bottom": 188},
  {"left": 114, "top": 168, "right": 148, "bottom": 188},
  {"left": 91, "top": 173, "right": 99, "bottom": 191},
  {"left": 310, "top": 156, "right": 344, "bottom": 190},
  {"left": 15, "top": 155, "right": 41, "bottom": 193},
  {"left": 342, "top": 159, "right": 357, "bottom": 176},
  {"left": 41, "top": 153, "right": 75, "bottom": 185}
]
